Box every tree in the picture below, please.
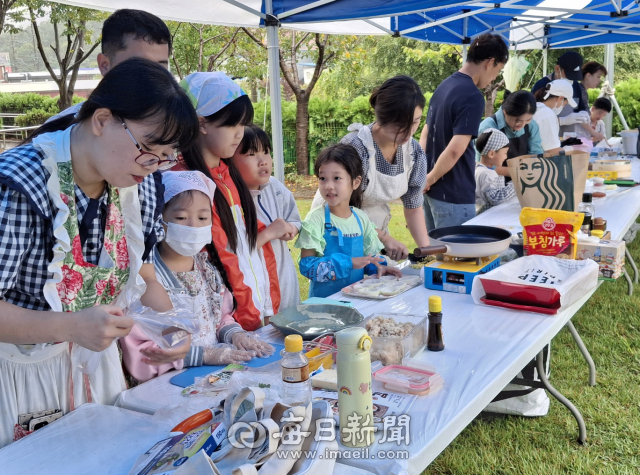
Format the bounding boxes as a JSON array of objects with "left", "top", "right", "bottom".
[
  {"left": 168, "top": 22, "right": 240, "bottom": 79},
  {"left": 168, "top": 22, "right": 268, "bottom": 99},
  {"left": 0, "top": 0, "right": 18, "bottom": 37},
  {"left": 244, "top": 28, "right": 358, "bottom": 174},
  {"left": 316, "top": 37, "right": 461, "bottom": 102},
  {"left": 12, "top": 2, "right": 104, "bottom": 110}
]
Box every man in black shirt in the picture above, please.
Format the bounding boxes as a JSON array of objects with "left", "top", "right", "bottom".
[{"left": 420, "top": 34, "right": 509, "bottom": 230}]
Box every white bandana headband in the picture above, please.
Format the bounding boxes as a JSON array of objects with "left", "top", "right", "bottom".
[
  {"left": 180, "top": 72, "right": 247, "bottom": 117},
  {"left": 479, "top": 127, "right": 510, "bottom": 156},
  {"left": 162, "top": 170, "right": 217, "bottom": 206}
]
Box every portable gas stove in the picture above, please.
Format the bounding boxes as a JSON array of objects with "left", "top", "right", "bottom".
[{"left": 423, "top": 254, "right": 500, "bottom": 294}]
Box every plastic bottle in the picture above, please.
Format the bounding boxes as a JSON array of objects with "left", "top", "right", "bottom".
[
  {"left": 336, "top": 327, "right": 374, "bottom": 448},
  {"left": 427, "top": 296, "right": 444, "bottom": 352},
  {"left": 578, "top": 193, "right": 595, "bottom": 231},
  {"left": 281, "top": 334, "right": 312, "bottom": 407}
]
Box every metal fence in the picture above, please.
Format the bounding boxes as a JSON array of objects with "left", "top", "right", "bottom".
[{"left": 282, "top": 124, "right": 347, "bottom": 173}]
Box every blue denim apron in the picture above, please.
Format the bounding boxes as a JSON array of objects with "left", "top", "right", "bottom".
[{"left": 309, "top": 205, "right": 365, "bottom": 298}]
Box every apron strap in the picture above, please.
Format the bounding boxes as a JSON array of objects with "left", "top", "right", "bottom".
[
  {"left": 324, "top": 204, "right": 344, "bottom": 247},
  {"left": 350, "top": 207, "right": 364, "bottom": 234},
  {"left": 67, "top": 342, "right": 93, "bottom": 412}
]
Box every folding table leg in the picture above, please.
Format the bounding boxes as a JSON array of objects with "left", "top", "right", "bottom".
[
  {"left": 536, "top": 350, "right": 587, "bottom": 444},
  {"left": 623, "top": 269, "right": 633, "bottom": 296},
  {"left": 624, "top": 247, "right": 638, "bottom": 284},
  {"left": 565, "top": 321, "right": 596, "bottom": 387}
]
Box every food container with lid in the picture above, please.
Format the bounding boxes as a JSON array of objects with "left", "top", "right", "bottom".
[
  {"left": 280, "top": 341, "right": 336, "bottom": 372},
  {"left": 359, "top": 313, "right": 427, "bottom": 366},
  {"left": 373, "top": 364, "right": 444, "bottom": 395}
]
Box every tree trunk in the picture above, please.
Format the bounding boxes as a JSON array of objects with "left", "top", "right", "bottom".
[
  {"left": 295, "top": 94, "right": 310, "bottom": 175},
  {"left": 483, "top": 80, "right": 505, "bottom": 118},
  {"left": 57, "top": 73, "right": 71, "bottom": 110}
]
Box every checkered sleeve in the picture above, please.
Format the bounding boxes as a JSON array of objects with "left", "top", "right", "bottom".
[
  {"left": 340, "top": 132, "right": 371, "bottom": 189},
  {"left": 138, "top": 172, "right": 165, "bottom": 264},
  {"left": 0, "top": 187, "right": 36, "bottom": 299},
  {"left": 401, "top": 139, "right": 428, "bottom": 209}
]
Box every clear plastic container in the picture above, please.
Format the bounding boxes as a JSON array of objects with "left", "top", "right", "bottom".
[
  {"left": 372, "top": 364, "right": 444, "bottom": 395},
  {"left": 359, "top": 313, "right": 427, "bottom": 366},
  {"left": 279, "top": 341, "right": 336, "bottom": 373}
]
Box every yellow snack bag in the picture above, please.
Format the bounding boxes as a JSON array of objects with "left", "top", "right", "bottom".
[{"left": 519, "top": 207, "right": 583, "bottom": 259}]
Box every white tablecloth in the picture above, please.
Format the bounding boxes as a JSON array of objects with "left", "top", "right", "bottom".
[
  {"left": 117, "top": 284, "right": 596, "bottom": 475},
  {"left": 0, "top": 403, "right": 374, "bottom": 475}
]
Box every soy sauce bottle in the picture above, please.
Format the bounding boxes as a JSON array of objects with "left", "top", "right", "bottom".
[{"left": 427, "top": 296, "right": 444, "bottom": 352}]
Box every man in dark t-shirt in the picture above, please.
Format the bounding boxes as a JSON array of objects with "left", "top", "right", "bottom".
[{"left": 420, "top": 34, "right": 509, "bottom": 230}]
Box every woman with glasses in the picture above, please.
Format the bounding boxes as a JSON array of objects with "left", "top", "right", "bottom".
[{"left": 0, "top": 58, "right": 199, "bottom": 448}]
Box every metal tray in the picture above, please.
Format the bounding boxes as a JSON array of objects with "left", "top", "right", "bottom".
[{"left": 270, "top": 304, "right": 364, "bottom": 339}]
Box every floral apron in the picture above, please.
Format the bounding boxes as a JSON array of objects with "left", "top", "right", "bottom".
[
  {"left": 55, "top": 160, "right": 130, "bottom": 311},
  {"left": 3, "top": 127, "right": 146, "bottom": 444}
]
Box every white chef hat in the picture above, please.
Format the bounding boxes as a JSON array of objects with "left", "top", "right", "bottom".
[{"left": 162, "top": 170, "right": 216, "bottom": 206}]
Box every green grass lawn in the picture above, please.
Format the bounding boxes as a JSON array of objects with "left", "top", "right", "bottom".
[{"left": 290, "top": 199, "right": 640, "bottom": 474}]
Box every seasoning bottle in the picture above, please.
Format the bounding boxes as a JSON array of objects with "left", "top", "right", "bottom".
[
  {"left": 580, "top": 215, "right": 591, "bottom": 235},
  {"left": 427, "top": 296, "right": 444, "bottom": 352},
  {"left": 281, "top": 335, "right": 312, "bottom": 407},
  {"left": 578, "top": 193, "right": 595, "bottom": 231},
  {"left": 336, "top": 327, "right": 374, "bottom": 448}
]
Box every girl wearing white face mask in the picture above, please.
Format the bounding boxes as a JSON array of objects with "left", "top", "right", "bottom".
[
  {"left": 120, "top": 171, "right": 274, "bottom": 383},
  {"left": 532, "top": 79, "right": 584, "bottom": 154}
]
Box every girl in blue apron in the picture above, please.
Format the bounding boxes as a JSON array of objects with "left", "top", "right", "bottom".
[{"left": 295, "top": 144, "right": 401, "bottom": 298}]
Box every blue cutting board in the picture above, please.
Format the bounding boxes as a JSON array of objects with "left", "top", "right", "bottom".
[{"left": 169, "top": 344, "right": 285, "bottom": 388}]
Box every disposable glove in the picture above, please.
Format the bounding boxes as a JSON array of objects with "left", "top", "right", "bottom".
[
  {"left": 558, "top": 112, "right": 589, "bottom": 126},
  {"left": 232, "top": 332, "right": 275, "bottom": 358},
  {"left": 203, "top": 344, "right": 255, "bottom": 365}
]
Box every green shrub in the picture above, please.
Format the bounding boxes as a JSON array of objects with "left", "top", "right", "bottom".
[
  {"left": 0, "top": 93, "right": 58, "bottom": 114},
  {"left": 15, "top": 109, "right": 55, "bottom": 127},
  {"left": 607, "top": 79, "right": 640, "bottom": 131}
]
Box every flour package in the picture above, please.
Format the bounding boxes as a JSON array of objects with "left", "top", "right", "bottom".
[
  {"left": 508, "top": 151, "right": 589, "bottom": 212},
  {"left": 472, "top": 255, "right": 599, "bottom": 311}
]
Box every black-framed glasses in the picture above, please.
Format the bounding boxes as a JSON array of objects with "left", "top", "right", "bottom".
[{"left": 122, "top": 121, "right": 178, "bottom": 170}]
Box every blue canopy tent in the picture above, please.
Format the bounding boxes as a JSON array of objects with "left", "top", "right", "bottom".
[{"left": 51, "top": 0, "right": 640, "bottom": 175}]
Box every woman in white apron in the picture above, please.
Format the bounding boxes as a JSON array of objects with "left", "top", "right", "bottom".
[
  {"left": 0, "top": 58, "right": 199, "bottom": 447},
  {"left": 311, "top": 76, "right": 431, "bottom": 260}
]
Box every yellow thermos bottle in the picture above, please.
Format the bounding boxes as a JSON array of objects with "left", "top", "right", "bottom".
[{"left": 336, "top": 327, "right": 374, "bottom": 447}]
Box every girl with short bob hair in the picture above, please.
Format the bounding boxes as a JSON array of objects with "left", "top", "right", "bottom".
[{"left": 0, "top": 58, "right": 199, "bottom": 448}]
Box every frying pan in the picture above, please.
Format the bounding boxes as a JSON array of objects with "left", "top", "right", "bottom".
[{"left": 414, "top": 225, "right": 512, "bottom": 259}]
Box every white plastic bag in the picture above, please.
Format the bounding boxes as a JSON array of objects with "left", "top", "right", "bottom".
[
  {"left": 72, "top": 286, "right": 147, "bottom": 374},
  {"left": 126, "top": 299, "right": 200, "bottom": 350},
  {"left": 472, "top": 255, "right": 599, "bottom": 311}
]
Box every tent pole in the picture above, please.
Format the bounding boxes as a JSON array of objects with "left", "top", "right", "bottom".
[
  {"left": 604, "top": 43, "right": 615, "bottom": 137},
  {"left": 542, "top": 47, "right": 548, "bottom": 76},
  {"left": 265, "top": 0, "right": 285, "bottom": 183},
  {"left": 462, "top": 16, "right": 468, "bottom": 62}
]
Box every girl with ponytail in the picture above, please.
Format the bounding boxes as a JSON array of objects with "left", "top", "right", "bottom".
[{"left": 176, "top": 72, "right": 280, "bottom": 330}]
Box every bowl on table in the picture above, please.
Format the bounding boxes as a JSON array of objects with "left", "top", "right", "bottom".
[{"left": 270, "top": 304, "right": 364, "bottom": 339}]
